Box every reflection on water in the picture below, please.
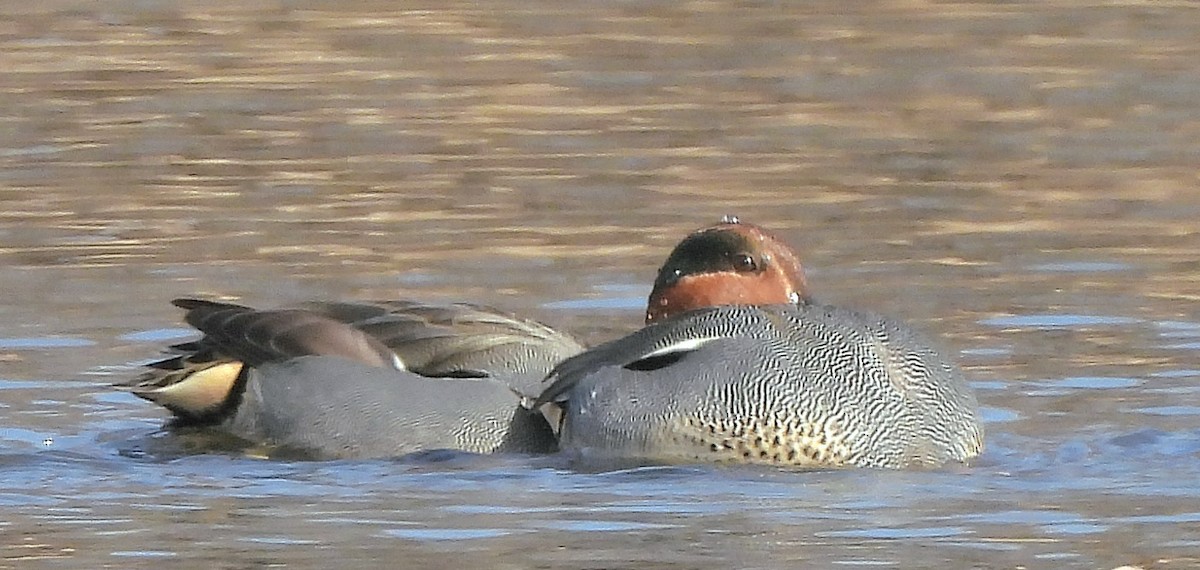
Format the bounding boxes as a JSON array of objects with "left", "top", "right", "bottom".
[{"left": 2, "top": 0, "right": 1200, "bottom": 568}]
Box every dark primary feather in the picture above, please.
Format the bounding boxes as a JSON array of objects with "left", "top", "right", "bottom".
[
  {"left": 293, "top": 300, "right": 584, "bottom": 394},
  {"left": 133, "top": 298, "right": 585, "bottom": 400},
  {"left": 171, "top": 298, "right": 396, "bottom": 368}
]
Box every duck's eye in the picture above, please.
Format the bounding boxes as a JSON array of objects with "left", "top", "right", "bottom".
[{"left": 732, "top": 253, "right": 758, "bottom": 272}]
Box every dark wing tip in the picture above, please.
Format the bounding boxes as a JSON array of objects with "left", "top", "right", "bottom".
[
  {"left": 171, "top": 298, "right": 208, "bottom": 309},
  {"left": 172, "top": 298, "right": 250, "bottom": 311}
]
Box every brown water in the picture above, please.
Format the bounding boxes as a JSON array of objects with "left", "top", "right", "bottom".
[{"left": 2, "top": 1, "right": 1199, "bottom": 568}]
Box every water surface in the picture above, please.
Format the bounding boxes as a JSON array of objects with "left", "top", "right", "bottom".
[{"left": 2, "top": 1, "right": 1199, "bottom": 568}]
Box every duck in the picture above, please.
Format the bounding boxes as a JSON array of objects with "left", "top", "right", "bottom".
[
  {"left": 535, "top": 218, "right": 984, "bottom": 469},
  {"left": 122, "top": 300, "right": 585, "bottom": 458},
  {"left": 122, "top": 217, "right": 801, "bottom": 460}
]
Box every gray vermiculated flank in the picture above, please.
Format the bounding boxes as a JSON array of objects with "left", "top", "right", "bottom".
[
  {"left": 227, "top": 356, "right": 557, "bottom": 458},
  {"left": 540, "top": 303, "right": 983, "bottom": 469}
]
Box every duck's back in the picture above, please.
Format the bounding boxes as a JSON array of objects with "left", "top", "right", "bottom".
[
  {"left": 125, "top": 299, "right": 584, "bottom": 458},
  {"left": 544, "top": 303, "right": 983, "bottom": 469},
  {"left": 294, "top": 300, "right": 585, "bottom": 398}
]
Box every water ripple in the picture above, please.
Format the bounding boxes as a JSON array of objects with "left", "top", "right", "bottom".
[
  {"left": 0, "top": 337, "right": 95, "bottom": 349},
  {"left": 980, "top": 314, "right": 1141, "bottom": 328}
]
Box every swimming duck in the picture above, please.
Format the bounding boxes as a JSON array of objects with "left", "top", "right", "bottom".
[
  {"left": 123, "top": 218, "right": 800, "bottom": 460},
  {"left": 123, "top": 300, "right": 584, "bottom": 458},
  {"left": 536, "top": 220, "right": 984, "bottom": 469}
]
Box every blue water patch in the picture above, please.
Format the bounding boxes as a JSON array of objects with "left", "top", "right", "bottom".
[
  {"left": 0, "top": 427, "right": 60, "bottom": 447},
  {"left": 118, "top": 328, "right": 196, "bottom": 343},
  {"left": 980, "top": 406, "right": 1022, "bottom": 423},
  {"left": 1131, "top": 406, "right": 1200, "bottom": 417},
  {"left": 93, "top": 391, "right": 145, "bottom": 405},
  {"left": 954, "top": 509, "right": 1081, "bottom": 525},
  {"left": 0, "top": 144, "right": 72, "bottom": 157},
  {"left": 593, "top": 283, "right": 650, "bottom": 294},
  {"left": 0, "top": 378, "right": 82, "bottom": 390},
  {"left": 1115, "top": 512, "right": 1200, "bottom": 524},
  {"left": 543, "top": 296, "right": 645, "bottom": 311},
  {"left": 0, "top": 491, "right": 59, "bottom": 507},
  {"left": 1150, "top": 369, "right": 1200, "bottom": 378},
  {"left": 980, "top": 314, "right": 1141, "bottom": 328},
  {"left": 1054, "top": 376, "right": 1141, "bottom": 389},
  {"left": 971, "top": 380, "right": 1012, "bottom": 391},
  {"left": 111, "top": 551, "right": 176, "bottom": 558},
  {"left": 1041, "top": 521, "right": 1108, "bottom": 535},
  {"left": 0, "top": 337, "right": 95, "bottom": 349},
  {"left": 544, "top": 282, "right": 649, "bottom": 311},
  {"left": 1022, "top": 376, "right": 1141, "bottom": 397}
]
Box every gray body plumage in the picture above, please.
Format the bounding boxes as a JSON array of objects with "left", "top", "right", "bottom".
[
  {"left": 225, "top": 356, "right": 558, "bottom": 458},
  {"left": 126, "top": 300, "right": 584, "bottom": 458},
  {"left": 537, "top": 303, "right": 983, "bottom": 469}
]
